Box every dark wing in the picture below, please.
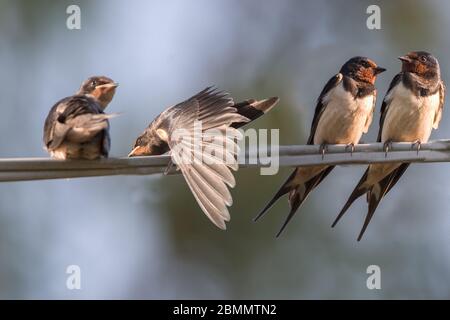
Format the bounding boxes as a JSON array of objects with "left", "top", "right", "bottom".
[
  {"left": 165, "top": 87, "right": 249, "bottom": 229},
  {"left": 57, "top": 95, "right": 101, "bottom": 122},
  {"left": 307, "top": 73, "right": 343, "bottom": 144},
  {"left": 100, "top": 125, "right": 112, "bottom": 157},
  {"left": 43, "top": 95, "right": 115, "bottom": 151},
  {"left": 43, "top": 100, "right": 65, "bottom": 148},
  {"left": 231, "top": 97, "right": 279, "bottom": 129},
  {"left": 433, "top": 80, "right": 446, "bottom": 129},
  {"left": 377, "top": 73, "right": 403, "bottom": 142}
]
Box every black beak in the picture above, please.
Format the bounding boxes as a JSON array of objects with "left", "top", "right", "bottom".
[
  {"left": 398, "top": 55, "right": 412, "bottom": 63},
  {"left": 374, "top": 67, "right": 386, "bottom": 74}
]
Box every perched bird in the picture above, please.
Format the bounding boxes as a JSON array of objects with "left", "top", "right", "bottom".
[
  {"left": 129, "top": 87, "right": 279, "bottom": 229},
  {"left": 254, "top": 57, "right": 386, "bottom": 237},
  {"left": 332, "top": 51, "right": 446, "bottom": 241},
  {"left": 43, "top": 76, "right": 119, "bottom": 160}
]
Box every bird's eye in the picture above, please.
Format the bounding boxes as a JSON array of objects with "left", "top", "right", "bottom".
[
  {"left": 420, "top": 56, "right": 427, "bottom": 62},
  {"left": 91, "top": 80, "right": 97, "bottom": 87}
]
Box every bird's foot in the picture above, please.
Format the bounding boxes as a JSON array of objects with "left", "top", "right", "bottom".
[
  {"left": 345, "top": 143, "right": 355, "bottom": 156},
  {"left": 411, "top": 140, "right": 421, "bottom": 155},
  {"left": 383, "top": 140, "right": 393, "bottom": 158},
  {"left": 164, "top": 159, "right": 174, "bottom": 175},
  {"left": 319, "top": 143, "right": 328, "bottom": 160}
]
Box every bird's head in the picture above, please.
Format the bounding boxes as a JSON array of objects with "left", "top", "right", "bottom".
[
  {"left": 340, "top": 56, "right": 386, "bottom": 84},
  {"left": 77, "top": 76, "right": 119, "bottom": 109},
  {"left": 399, "top": 51, "right": 440, "bottom": 79},
  {"left": 128, "top": 129, "right": 169, "bottom": 157}
]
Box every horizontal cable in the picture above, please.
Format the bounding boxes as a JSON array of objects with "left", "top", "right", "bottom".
[{"left": 1, "top": 139, "right": 450, "bottom": 182}]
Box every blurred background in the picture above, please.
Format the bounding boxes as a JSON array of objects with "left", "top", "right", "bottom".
[{"left": 0, "top": 0, "right": 450, "bottom": 299}]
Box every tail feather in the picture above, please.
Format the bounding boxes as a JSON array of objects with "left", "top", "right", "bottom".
[
  {"left": 357, "top": 188, "right": 382, "bottom": 241},
  {"left": 385, "top": 163, "right": 410, "bottom": 195},
  {"left": 254, "top": 168, "right": 298, "bottom": 222},
  {"left": 250, "top": 97, "right": 280, "bottom": 114},
  {"left": 357, "top": 163, "right": 410, "bottom": 241},
  {"left": 310, "top": 165, "right": 335, "bottom": 189},
  {"left": 275, "top": 189, "right": 302, "bottom": 237},
  {"left": 275, "top": 166, "right": 335, "bottom": 237},
  {"left": 332, "top": 168, "right": 370, "bottom": 228},
  {"left": 231, "top": 97, "right": 279, "bottom": 128},
  {"left": 254, "top": 165, "right": 334, "bottom": 236}
]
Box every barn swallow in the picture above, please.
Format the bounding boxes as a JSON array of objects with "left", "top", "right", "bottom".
[
  {"left": 254, "top": 57, "right": 386, "bottom": 237},
  {"left": 43, "top": 76, "right": 119, "bottom": 160},
  {"left": 128, "top": 87, "right": 279, "bottom": 229},
  {"left": 332, "top": 51, "right": 446, "bottom": 241}
]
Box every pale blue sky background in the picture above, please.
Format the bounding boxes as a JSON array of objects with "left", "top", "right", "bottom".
[{"left": 0, "top": 0, "right": 450, "bottom": 299}]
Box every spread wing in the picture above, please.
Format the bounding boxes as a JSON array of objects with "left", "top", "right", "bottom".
[
  {"left": 165, "top": 87, "right": 249, "bottom": 229},
  {"left": 307, "top": 73, "right": 343, "bottom": 144},
  {"left": 43, "top": 95, "right": 115, "bottom": 151},
  {"left": 433, "top": 80, "right": 446, "bottom": 129},
  {"left": 377, "top": 73, "right": 402, "bottom": 142}
]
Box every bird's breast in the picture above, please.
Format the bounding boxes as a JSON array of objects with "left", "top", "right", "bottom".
[
  {"left": 314, "top": 83, "right": 373, "bottom": 145},
  {"left": 381, "top": 83, "right": 440, "bottom": 143}
]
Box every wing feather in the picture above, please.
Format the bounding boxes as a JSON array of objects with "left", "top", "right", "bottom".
[
  {"left": 433, "top": 80, "right": 446, "bottom": 129},
  {"left": 183, "top": 170, "right": 229, "bottom": 229},
  {"left": 166, "top": 88, "right": 245, "bottom": 228},
  {"left": 377, "top": 73, "right": 402, "bottom": 142},
  {"left": 43, "top": 95, "right": 112, "bottom": 150},
  {"left": 307, "top": 73, "right": 343, "bottom": 145}
]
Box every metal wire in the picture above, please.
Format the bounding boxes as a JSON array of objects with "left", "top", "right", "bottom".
[{"left": 1, "top": 139, "right": 450, "bottom": 182}]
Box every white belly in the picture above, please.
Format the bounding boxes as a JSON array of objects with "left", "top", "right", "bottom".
[
  {"left": 314, "top": 83, "right": 373, "bottom": 145},
  {"left": 381, "top": 83, "right": 440, "bottom": 143}
]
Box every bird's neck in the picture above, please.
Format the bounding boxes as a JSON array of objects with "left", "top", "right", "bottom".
[
  {"left": 403, "top": 72, "right": 440, "bottom": 96},
  {"left": 84, "top": 94, "right": 109, "bottom": 110}
]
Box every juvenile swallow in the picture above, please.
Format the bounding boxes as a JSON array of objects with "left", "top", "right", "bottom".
[
  {"left": 254, "top": 57, "right": 386, "bottom": 236},
  {"left": 43, "top": 76, "right": 119, "bottom": 160},
  {"left": 332, "top": 51, "right": 446, "bottom": 241},
  {"left": 129, "top": 87, "right": 279, "bottom": 229}
]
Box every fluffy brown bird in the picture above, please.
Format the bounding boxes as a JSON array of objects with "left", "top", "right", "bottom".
[
  {"left": 129, "top": 87, "right": 279, "bottom": 229},
  {"left": 43, "top": 76, "right": 119, "bottom": 160},
  {"left": 332, "top": 51, "right": 446, "bottom": 241}
]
